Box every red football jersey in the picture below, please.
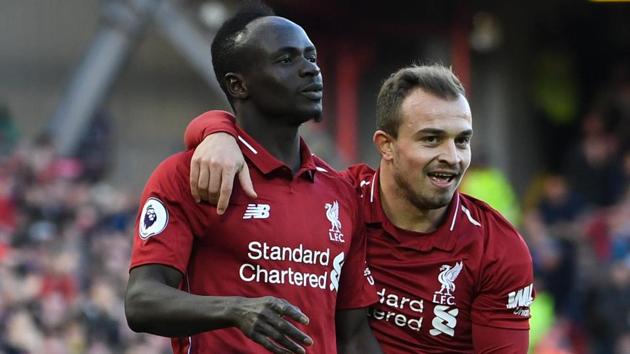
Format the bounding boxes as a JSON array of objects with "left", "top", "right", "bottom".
[
  {"left": 130, "top": 120, "right": 376, "bottom": 354},
  {"left": 344, "top": 164, "right": 534, "bottom": 353},
  {"left": 183, "top": 110, "right": 535, "bottom": 353}
]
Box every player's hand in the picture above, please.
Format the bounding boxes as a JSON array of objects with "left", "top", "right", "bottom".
[
  {"left": 189, "top": 132, "right": 256, "bottom": 214},
  {"left": 233, "top": 296, "right": 313, "bottom": 354}
]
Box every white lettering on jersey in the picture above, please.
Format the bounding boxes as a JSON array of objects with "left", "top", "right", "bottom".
[
  {"left": 329, "top": 252, "right": 345, "bottom": 291},
  {"left": 429, "top": 305, "right": 459, "bottom": 337},
  {"left": 243, "top": 204, "right": 270, "bottom": 219},
  {"left": 364, "top": 266, "right": 375, "bottom": 286},
  {"left": 507, "top": 283, "right": 534, "bottom": 310}
]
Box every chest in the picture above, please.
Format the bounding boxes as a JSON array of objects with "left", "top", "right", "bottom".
[
  {"left": 366, "top": 227, "right": 483, "bottom": 342},
  {"left": 195, "top": 179, "right": 355, "bottom": 261}
]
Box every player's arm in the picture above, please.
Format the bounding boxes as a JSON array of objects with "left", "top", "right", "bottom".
[
  {"left": 125, "top": 264, "right": 313, "bottom": 354},
  {"left": 472, "top": 324, "right": 529, "bottom": 353},
  {"left": 185, "top": 110, "right": 256, "bottom": 211},
  {"left": 184, "top": 110, "right": 372, "bottom": 209},
  {"left": 471, "top": 213, "right": 534, "bottom": 354},
  {"left": 336, "top": 308, "right": 383, "bottom": 354}
]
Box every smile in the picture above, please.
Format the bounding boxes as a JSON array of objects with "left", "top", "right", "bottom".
[{"left": 427, "top": 172, "right": 458, "bottom": 188}]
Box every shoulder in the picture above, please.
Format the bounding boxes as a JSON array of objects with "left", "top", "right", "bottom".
[
  {"left": 460, "top": 194, "right": 531, "bottom": 261},
  {"left": 310, "top": 156, "right": 363, "bottom": 205},
  {"left": 143, "top": 151, "right": 194, "bottom": 196}
]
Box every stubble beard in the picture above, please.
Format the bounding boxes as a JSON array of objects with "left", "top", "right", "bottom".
[{"left": 393, "top": 169, "right": 454, "bottom": 212}]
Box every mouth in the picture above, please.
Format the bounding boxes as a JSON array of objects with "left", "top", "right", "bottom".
[
  {"left": 300, "top": 83, "right": 323, "bottom": 100},
  {"left": 427, "top": 171, "right": 459, "bottom": 188}
]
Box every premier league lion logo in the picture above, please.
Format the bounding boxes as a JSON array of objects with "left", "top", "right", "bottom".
[
  {"left": 144, "top": 205, "right": 157, "bottom": 229},
  {"left": 139, "top": 198, "right": 168, "bottom": 240}
]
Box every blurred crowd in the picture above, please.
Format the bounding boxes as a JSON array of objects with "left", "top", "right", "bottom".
[
  {"left": 0, "top": 112, "right": 171, "bottom": 353},
  {"left": 517, "top": 75, "right": 630, "bottom": 353}
]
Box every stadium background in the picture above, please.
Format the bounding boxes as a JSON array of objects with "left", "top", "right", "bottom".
[{"left": 0, "top": 0, "right": 628, "bottom": 353}]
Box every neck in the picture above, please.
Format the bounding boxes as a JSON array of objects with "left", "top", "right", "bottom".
[
  {"left": 378, "top": 163, "right": 450, "bottom": 233},
  {"left": 235, "top": 105, "right": 302, "bottom": 173}
]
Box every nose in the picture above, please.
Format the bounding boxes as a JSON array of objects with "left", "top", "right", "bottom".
[
  {"left": 438, "top": 140, "right": 461, "bottom": 166},
  {"left": 300, "top": 59, "right": 321, "bottom": 77}
]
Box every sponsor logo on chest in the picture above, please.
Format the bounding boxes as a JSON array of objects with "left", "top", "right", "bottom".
[
  {"left": 235, "top": 200, "right": 348, "bottom": 291},
  {"left": 430, "top": 261, "right": 463, "bottom": 337}
]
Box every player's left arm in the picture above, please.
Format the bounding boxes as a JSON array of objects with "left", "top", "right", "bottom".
[
  {"left": 471, "top": 212, "right": 535, "bottom": 354},
  {"left": 336, "top": 308, "right": 382, "bottom": 353},
  {"left": 472, "top": 324, "right": 529, "bottom": 353}
]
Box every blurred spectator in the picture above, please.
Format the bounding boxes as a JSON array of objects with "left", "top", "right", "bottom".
[
  {"left": 461, "top": 152, "right": 521, "bottom": 225},
  {"left": 0, "top": 135, "right": 171, "bottom": 353},
  {"left": 583, "top": 260, "right": 630, "bottom": 354},
  {"left": 563, "top": 110, "right": 624, "bottom": 208},
  {"left": 0, "top": 104, "right": 19, "bottom": 156}
]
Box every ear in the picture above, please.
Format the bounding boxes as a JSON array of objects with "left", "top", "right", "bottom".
[
  {"left": 373, "top": 130, "right": 396, "bottom": 161},
  {"left": 224, "top": 73, "right": 248, "bottom": 100}
]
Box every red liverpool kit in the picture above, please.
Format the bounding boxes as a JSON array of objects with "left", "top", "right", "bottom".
[
  {"left": 345, "top": 165, "right": 534, "bottom": 353},
  {"left": 130, "top": 115, "right": 376, "bottom": 354},
  {"left": 184, "top": 110, "right": 535, "bottom": 353}
]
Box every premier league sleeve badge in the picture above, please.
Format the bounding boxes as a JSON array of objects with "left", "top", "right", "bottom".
[{"left": 139, "top": 197, "right": 169, "bottom": 240}]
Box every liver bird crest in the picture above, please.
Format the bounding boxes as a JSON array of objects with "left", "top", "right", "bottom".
[
  {"left": 437, "top": 261, "right": 463, "bottom": 296},
  {"left": 325, "top": 201, "right": 342, "bottom": 233}
]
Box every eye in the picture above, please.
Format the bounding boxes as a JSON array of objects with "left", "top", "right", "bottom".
[
  {"left": 307, "top": 56, "right": 317, "bottom": 63},
  {"left": 421, "top": 136, "right": 439, "bottom": 145},
  {"left": 455, "top": 136, "right": 471, "bottom": 147},
  {"left": 279, "top": 57, "right": 292, "bottom": 64}
]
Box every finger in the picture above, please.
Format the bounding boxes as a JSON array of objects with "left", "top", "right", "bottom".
[
  {"left": 267, "top": 322, "right": 308, "bottom": 354},
  {"left": 270, "top": 317, "right": 313, "bottom": 347},
  {"left": 197, "top": 164, "right": 210, "bottom": 203},
  {"left": 207, "top": 164, "right": 221, "bottom": 205},
  {"left": 238, "top": 164, "right": 257, "bottom": 199},
  {"left": 190, "top": 158, "right": 201, "bottom": 202},
  {"left": 217, "top": 168, "right": 236, "bottom": 215},
  {"left": 277, "top": 302, "right": 310, "bottom": 326},
  {"left": 250, "top": 329, "right": 297, "bottom": 354}
]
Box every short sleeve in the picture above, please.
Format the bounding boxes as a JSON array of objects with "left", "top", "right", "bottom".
[
  {"left": 336, "top": 196, "right": 378, "bottom": 310},
  {"left": 129, "top": 152, "right": 198, "bottom": 275},
  {"left": 184, "top": 110, "right": 237, "bottom": 150},
  {"left": 471, "top": 216, "right": 535, "bottom": 330}
]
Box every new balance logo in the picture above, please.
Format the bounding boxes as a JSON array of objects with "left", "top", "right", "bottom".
[
  {"left": 506, "top": 283, "right": 534, "bottom": 309},
  {"left": 243, "top": 204, "right": 270, "bottom": 219}
]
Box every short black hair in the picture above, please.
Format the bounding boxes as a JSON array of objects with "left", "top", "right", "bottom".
[
  {"left": 376, "top": 64, "right": 466, "bottom": 138},
  {"left": 211, "top": 1, "right": 275, "bottom": 104}
]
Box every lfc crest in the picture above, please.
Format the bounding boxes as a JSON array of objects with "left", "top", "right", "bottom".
[
  {"left": 433, "top": 261, "right": 463, "bottom": 305},
  {"left": 325, "top": 201, "right": 344, "bottom": 243}
]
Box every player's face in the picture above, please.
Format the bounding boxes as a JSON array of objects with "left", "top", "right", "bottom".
[
  {"left": 241, "top": 17, "right": 322, "bottom": 124},
  {"left": 390, "top": 88, "right": 472, "bottom": 210}
]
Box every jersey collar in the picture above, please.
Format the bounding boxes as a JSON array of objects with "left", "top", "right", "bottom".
[
  {"left": 364, "top": 169, "right": 460, "bottom": 252},
  {"left": 234, "top": 124, "right": 317, "bottom": 181}
]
